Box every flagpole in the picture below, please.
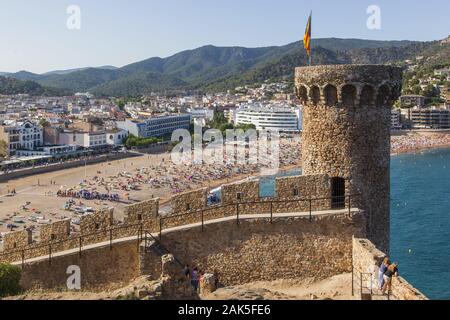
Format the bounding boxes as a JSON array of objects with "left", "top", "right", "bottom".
[{"left": 310, "top": 11, "right": 312, "bottom": 66}]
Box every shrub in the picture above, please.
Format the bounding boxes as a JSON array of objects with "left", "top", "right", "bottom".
[{"left": 0, "top": 264, "right": 22, "bottom": 298}]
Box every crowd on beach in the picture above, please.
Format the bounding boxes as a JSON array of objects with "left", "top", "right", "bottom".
[{"left": 391, "top": 133, "right": 450, "bottom": 154}]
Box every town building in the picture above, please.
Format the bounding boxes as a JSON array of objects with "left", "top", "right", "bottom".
[
  {"left": 0, "top": 120, "right": 43, "bottom": 156},
  {"left": 400, "top": 106, "right": 450, "bottom": 129},
  {"left": 391, "top": 109, "right": 402, "bottom": 130},
  {"left": 400, "top": 95, "right": 426, "bottom": 108},
  {"left": 59, "top": 130, "right": 108, "bottom": 149},
  {"left": 116, "top": 114, "right": 191, "bottom": 138},
  {"left": 234, "top": 103, "right": 302, "bottom": 132}
]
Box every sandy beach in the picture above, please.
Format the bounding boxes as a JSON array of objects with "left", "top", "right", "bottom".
[
  {"left": 1, "top": 131, "right": 449, "bottom": 238},
  {"left": 0, "top": 137, "right": 301, "bottom": 237}
]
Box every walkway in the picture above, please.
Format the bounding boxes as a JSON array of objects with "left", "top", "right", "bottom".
[{"left": 12, "top": 208, "right": 359, "bottom": 266}]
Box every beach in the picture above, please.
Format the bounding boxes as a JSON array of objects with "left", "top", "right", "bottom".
[{"left": 1, "top": 131, "right": 450, "bottom": 239}]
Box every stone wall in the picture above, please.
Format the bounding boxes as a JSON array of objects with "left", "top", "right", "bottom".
[
  {"left": 19, "top": 241, "right": 140, "bottom": 291},
  {"left": 151, "top": 212, "right": 366, "bottom": 287},
  {"left": 221, "top": 180, "right": 260, "bottom": 205},
  {"left": 171, "top": 189, "right": 207, "bottom": 214},
  {"left": 124, "top": 198, "right": 160, "bottom": 224},
  {"left": 80, "top": 208, "right": 114, "bottom": 234},
  {"left": 40, "top": 220, "right": 71, "bottom": 243},
  {"left": 275, "top": 174, "right": 331, "bottom": 212},
  {"left": 352, "top": 237, "right": 427, "bottom": 300},
  {"left": 296, "top": 65, "right": 403, "bottom": 253},
  {"left": 3, "top": 229, "right": 32, "bottom": 251}
]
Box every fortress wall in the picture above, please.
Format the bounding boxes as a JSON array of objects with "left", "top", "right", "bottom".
[
  {"left": 40, "top": 219, "right": 71, "bottom": 243},
  {"left": 2, "top": 229, "right": 32, "bottom": 251},
  {"left": 80, "top": 208, "right": 114, "bottom": 235},
  {"left": 171, "top": 189, "right": 207, "bottom": 214},
  {"left": 221, "top": 181, "right": 260, "bottom": 205},
  {"left": 152, "top": 212, "right": 367, "bottom": 287},
  {"left": 19, "top": 241, "right": 140, "bottom": 292},
  {"left": 275, "top": 174, "right": 331, "bottom": 212},
  {"left": 352, "top": 238, "right": 428, "bottom": 300},
  {"left": 124, "top": 198, "right": 159, "bottom": 224}
]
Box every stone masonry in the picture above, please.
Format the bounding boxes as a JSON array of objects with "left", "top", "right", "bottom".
[
  {"left": 40, "top": 219, "right": 71, "bottom": 243},
  {"left": 275, "top": 174, "right": 331, "bottom": 212},
  {"left": 80, "top": 208, "right": 114, "bottom": 234},
  {"left": 124, "top": 198, "right": 160, "bottom": 223},
  {"left": 3, "top": 229, "right": 33, "bottom": 251},
  {"left": 221, "top": 180, "right": 260, "bottom": 205},
  {"left": 171, "top": 189, "right": 207, "bottom": 214},
  {"left": 296, "top": 64, "right": 403, "bottom": 253}
]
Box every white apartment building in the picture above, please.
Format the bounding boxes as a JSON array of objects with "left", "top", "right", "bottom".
[
  {"left": 401, "top": 107, "right": 450, "bottom": 129},
  {"left": 391, "top": 109, "right": 402, "bottom": 130},
  {"left": 235, "top": 103, "right": 302, "bottom": 132},
  {"left": 0, "top": 120, "right": 43, "bottom": 156},
  {"left": 59, "top": 130, "right": 108, "bottom": 149},
  {"left": 106, "top": 129, "right": 128, "bottom": 146}
]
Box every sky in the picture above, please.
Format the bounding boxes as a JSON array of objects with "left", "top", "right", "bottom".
[{"left": 0, "top": 0, "right": 449, "bottom": 73}]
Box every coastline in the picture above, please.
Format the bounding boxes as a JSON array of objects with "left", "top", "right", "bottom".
[{"left": 391, "top": 143, "right": 450, "bottom": 157}]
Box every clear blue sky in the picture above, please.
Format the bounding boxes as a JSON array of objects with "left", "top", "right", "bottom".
[{"left": 0, "top": 0, "right": 448, "bottom": 73}]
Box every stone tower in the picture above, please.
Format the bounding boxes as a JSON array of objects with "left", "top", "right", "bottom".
[{"left": 295, "top": 65, "right": 402, "bottom": 253}]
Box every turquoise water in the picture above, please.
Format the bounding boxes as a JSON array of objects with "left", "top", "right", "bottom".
[
  {"left": 257, "top": 149, "right": 450, "bottom": 299},
  {"left": 391, "top": 148, "right": 450, "bottom": 300}
]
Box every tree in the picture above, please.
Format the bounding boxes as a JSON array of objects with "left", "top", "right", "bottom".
[
  {"left": 0, "top": 264, "right": 22, "bottom": 298},
  {"left": 0, "top": 140, "right": 8, "bottom": 159},
  {"left": 39, "top": 119, "right": 50, "bottom": 128}
]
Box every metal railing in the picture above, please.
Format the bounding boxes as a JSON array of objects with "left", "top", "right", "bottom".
[
  {"left": 1, "top": 193, "right": 360, "bottom": 266},
  {"left": 159, "top": 194, "right": 360, "bottom": 243}
]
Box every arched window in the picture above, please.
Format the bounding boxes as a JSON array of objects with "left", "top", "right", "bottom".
[
  {"left": 297, "top": 86, "right": 308, "bottom": 104},
  {"left": 360, "top": 85, "right": 375, "bottom": 106},
  {"left": 341, "top": 84, "right": 357, "bottom": 107},
  {"left": 324, "top": 84, "right": 338, "bottom": 106},
  {"left": 310, "top": 86, "right": 321, "bottom": 105},
  {"left": 376, "top": 85, "right": 391, "bottom": 106}
]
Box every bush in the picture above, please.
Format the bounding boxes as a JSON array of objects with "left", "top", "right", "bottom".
[{"left": 0, "top": 264, "right": 22, "bottom": 298}]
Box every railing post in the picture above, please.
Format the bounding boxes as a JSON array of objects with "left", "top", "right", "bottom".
[
  {"left": 348, "top": 194, "right": 352, "bottom": 217},
  {"left": 159, "top": 218, "right": 162, "bottom": 242},
  {"left": 309, "top": 199, "right": 312, "bottom": 222},
  {"left": 201, "top": 210, "right": 204, "bottom": 232},
  {"left": 351, "top": 264, "right": 354, "bottom": 297},
  {"left": 270, "top": 201, "right": 273, "bottom": 224},
  {"left": 48, "top": 244, "right": 52, "bottom": 265},
  {"left": 236, "top": 203, "right": 240, "bottom": 225},
  {"left": 110, "top": 228, "right": 113, "bottom": 250},
  {"left": 21, "top": 250, "right": 25, "bottom": 269},
  {"left": 360, "top": 272, "right": 363, "bottom": 298},
  {"left": 79, "top": 236, "right": 82, "bottom": 258}
]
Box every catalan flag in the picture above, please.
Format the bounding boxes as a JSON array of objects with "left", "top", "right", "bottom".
[{"left": 304, "top": 12, "right": 312, "bottom": 63}]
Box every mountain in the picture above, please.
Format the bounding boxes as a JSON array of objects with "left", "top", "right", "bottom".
[
  {"left": 43, "top": 65, "right": 118, "bottom": 76},
  {"left": 3, "top": 37, "right": 448, "bottom": 96},
  {"left": 0, "top": 76, "right": 72, "bottom": 96}
]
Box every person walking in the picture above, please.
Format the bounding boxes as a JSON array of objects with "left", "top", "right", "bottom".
[
  {"left": 382, "top": 263, "right": 399, "bottom": 295},
  {"left": 378, "top": 257, "right": 390, "bottom": 290},
  {"left": 183, "top": 265, "right": 191, "bottom": 280},
  {"left": 191, "top": 267, "right": 199, "bottom": 293}
]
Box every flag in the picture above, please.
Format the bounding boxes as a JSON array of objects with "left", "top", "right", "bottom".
[{"left": 304, "top": 12, "right": 312, "bottom": 58}]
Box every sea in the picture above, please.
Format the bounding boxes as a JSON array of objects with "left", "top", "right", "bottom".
[{"left": 254, "top": 148, "right": 450, "bottom": 300}]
